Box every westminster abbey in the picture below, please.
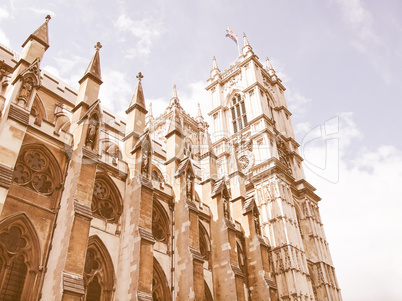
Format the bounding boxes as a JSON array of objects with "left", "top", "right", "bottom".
[{"left": 0, "top": 16, "right": 342, "bottom": 300}]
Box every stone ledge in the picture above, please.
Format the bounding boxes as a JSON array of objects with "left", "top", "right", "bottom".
[
  {"left": 231, "top": 264, "right": 244, "bottom": 277},
  {"left": 63, "top": 272, "right": 84, "bottom": 296},
  {"left": 74, "top": 200, "right": 93, "bottom": 219},
  {"left": 8, "top": 104, "right": 29, "bottom": 125},
  {"left": 137, "top": 291, "right": 153, "bottom": 300},
  {"left": 189, "top": 247, "right": 204, "bottom": 263},
  {"left": 0, "top": 164, "right": 13, "bottom": 189},
  {"left": 138, "top": 226, "right": 155, "bottom": 243}
]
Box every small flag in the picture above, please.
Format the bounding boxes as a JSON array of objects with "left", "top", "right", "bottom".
[{"left": 225, "top": 27, "right": 238, "bottom": 45}]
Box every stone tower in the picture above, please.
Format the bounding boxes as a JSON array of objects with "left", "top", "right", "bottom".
[
  {"left": 0, "top": 17, "right": 341, "bottom": 301},
  {"left": 205, "top": 33, "right": 342, "bottom": 300}
]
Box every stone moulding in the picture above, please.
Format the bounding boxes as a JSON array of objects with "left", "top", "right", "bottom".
[
  {"left": 8, "top": 103, "right": 29, "bottom": 125},
  {"left": 0, "top": 163, "right": 13, "bottom": 189},
  {"left": 63, "top": 272, "right": 85, "bottom": 296},
  {"left": 138, "top": 226, "right": 155, "bottom": 243},
  {"left": 74, "top": 200, "right": 93, "bottom": 220}
]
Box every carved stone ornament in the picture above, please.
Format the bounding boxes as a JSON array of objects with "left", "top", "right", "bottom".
[
  {"left": 223, "top": 196, "right": 230, "bottom": 219},
  {"left": 253, "top": 209, "right": 261, "bottom": 235},
  {"left": 186, "top": 170, "right": 193, "bottom": 199},
  {"left": 85, "top": 117, "right": 98, "bottom": 150},
  {"left": 237, "top": 150, "right": 255, "bottom": 173},
  {"left": 277, "top": 138, "right": 292, "bottom": 175},
  {"left": 12, "top": 149, "right": 56, "bottom": 195},
  {"left": 141, "top": 139, "right": 150, "bottom": 175},
  {"left": 91, "top": 179, "right": 120, "bottom": 223},
  {"left": 16, "top": 58, "right": 41, "bottom": 108}
]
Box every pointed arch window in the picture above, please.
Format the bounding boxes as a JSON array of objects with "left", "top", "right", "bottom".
[
  {"left": 153, "top": 259, "right": 171, "bottom": 301},
  {"left": 230, "top": 94, "right": 248, "bottom": 133},
  {"left": 152, "top": 201, "right": 170, "bottom": 244},
  {"left": 91, "top": 175, "right": 123, "bottom": 223},
  {"left": 83, "top": 237, "right": 115, "bottom": 301},
  {"left": 0, "top": 214, "right": 41, "bottom": 301},
  {"left": 199, "top": 223, "right": 211, "bottom": 270}
]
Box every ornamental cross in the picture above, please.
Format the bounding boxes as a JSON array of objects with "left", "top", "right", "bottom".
[
  {"left": 94, "top": 42, "right": 102, "bottom": 51},
  {"left": 136, "top": 72, "right": 143, "bottom": 81},
  {"left": 45, "top": 15, "right": 51, "bottom": 23}
]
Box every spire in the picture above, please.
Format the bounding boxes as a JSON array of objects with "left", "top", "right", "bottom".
[
  {"left": 168, "top": 84, "right": 182, "bottom": 109},
  {"left": 126, "top": 72, "right": 146, "bottom": 114},
  {"left": 22, "top": 15, "right": 51, "bottom": 50},
  {"left": 149, "top": 101, "right": 153, "bottom": 118},
  {"left": 242, "top": 32, "right": 253, "bottom": 56},
  {"left": 166, "top": 103, "right": 183, "bottom": 137},
  {"left": 196, "top": 103, "right": 204, "bottom": 123},
  {"left": 212, "top": 56, "right": 219, "bottom": 70},
  {"left": 243, "top": 32, "right": 250, "bottom": 47},
  {"left": 172, "top": 84, "right": 178, "bottom": 99},
  {"left": 210, "top": 56, "right": 221, "bottom": 78},
  {"left": 266, "top": 56, "right": 276, "bottom": 76},
  {"left": 79, "top": 42, "right": 103, "bottom": 85}
]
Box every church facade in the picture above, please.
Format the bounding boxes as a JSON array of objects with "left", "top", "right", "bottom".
[{"left": 0, "top": 16, "right": 342, "bottom": 300}]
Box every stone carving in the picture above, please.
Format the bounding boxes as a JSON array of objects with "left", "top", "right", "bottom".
[
  {"left": 275, "top": 250, "right": 284, "bottom": 273},
  {"left": 141, "top": 140, "right": 150, "bottom": 175},
  {"left": 53, "top": 102, "right": 71, "bottom": 135},
  {"left": 12, "top": 150, "right": 56, "bottom": 196},
  {"left": 186, "top": 171, "right": 193, "bottom": 199},
  {"left": 91, "top": 179, "right": 120, "bottom": 223},
  {"left": 0, "top": 226, "right": 27, "bottom": 253},
  {"left": 277, "top": 138, "right": 292, "bottom": 175},
  {"left": 253, "top": 209, "right": 261, "bottom": 235},
  {"left": 223, "top": 196, "right": 230, "bottom": 219},
  {"left": 85, "top": 118, "right": 98, "bottom": 150}
]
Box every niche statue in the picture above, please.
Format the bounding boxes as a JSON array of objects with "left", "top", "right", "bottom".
[
  {"left": 85, "top": 118, "right": 98, "bottom": 150},
  {"left": 186, "top": 172, "right": 193, "bottom": 199},
  {"left": 141, "top": 140, "right": 150, "bottom": 176}
]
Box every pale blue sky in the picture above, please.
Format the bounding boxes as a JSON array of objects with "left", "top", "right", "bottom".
[{"left": 1, "top": 0, "right": 402, "bottom": 300}]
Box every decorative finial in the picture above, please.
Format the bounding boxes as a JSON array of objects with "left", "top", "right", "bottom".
[
  {"left": 136, "top": 72, "right": 144, "bottom": 81},
  {"left": 94, "top": 42, "right": 102, "bottom": 51},
  {"left": 172, "top": 84, "right": 178, "bottom": 99},
  {"left": 45, "top": 15, "right": 51, "bottom": 23},
  {"left": 149, "top": 102, "right": 153, "bottom": 117},
  {"left": 197, "top": 103, "right": 202, "bottom": 117},
  {"left": 212, "top": 56, "right": 219, "bottom": 69}
]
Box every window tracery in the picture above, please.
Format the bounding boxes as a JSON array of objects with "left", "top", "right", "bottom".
[
  {"left": 91, "top": 178, "right": 122, "bottom": 223},
  {"left": 12, "top": 147, "right": 59, "bottom": 196},
  {"left": 152, "top": 202, "right": 169, "bottom": 243},
  {"left": 230, "top": 94, "right": 248, "bottom": 133},
  {"left": 152, "top": 259, "right": 171, "bottom": 301},
  {"left": 0, "top": 214, "right": 41, "bottom": 301},
  {"left": 199, "top": 224, "right": 211, "bottom": 270},
  {"left": 84, "top": 236, "right": 114, "bottom": 301},
  {"left": 237, "top": 242, "right": 246, "bottom": 275}
]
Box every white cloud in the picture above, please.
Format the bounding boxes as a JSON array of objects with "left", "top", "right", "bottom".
[
  {"left": 98, "top": 70, "right": 133, "bottom": 113},
  {"left": 114, "top": 14, "right": 164, "bottom": 59},
  {"left": 335, "top": 0, "right": 378, "bottom": 42},
  {"left": 301, "top": 113, "right": 402, "bottom": 300},
  {"left": 286, "top": 89, "right": 312, "bottom": 116}
]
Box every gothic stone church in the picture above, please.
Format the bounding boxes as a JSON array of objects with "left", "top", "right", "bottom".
[{"left": 0, "top": 16, "right": 342, "bottom": 301}]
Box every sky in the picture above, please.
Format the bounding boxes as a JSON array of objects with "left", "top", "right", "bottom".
[{"left": 1, "top": 0, "right": 402, "bottom": 299}]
